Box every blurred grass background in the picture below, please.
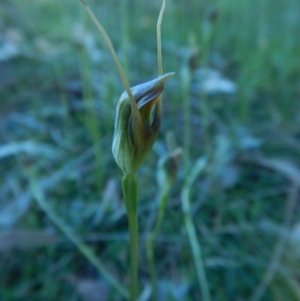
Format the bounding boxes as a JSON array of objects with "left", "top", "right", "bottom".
[{"left": 1, "top": 0, "right": 300, "bottom": 300}]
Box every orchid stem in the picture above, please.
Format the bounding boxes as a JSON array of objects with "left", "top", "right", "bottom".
[{"left": 122, "top": 173, "right": 139, "bottom": 301}]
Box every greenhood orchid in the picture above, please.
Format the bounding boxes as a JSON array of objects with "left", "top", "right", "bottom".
[{"left": 112, "top": 72, "right": 174, "bottom": 175}]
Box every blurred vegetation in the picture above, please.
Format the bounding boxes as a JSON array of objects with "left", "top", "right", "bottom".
[{"left": 1, "top": 0, "right": 300, "bottom": 300}]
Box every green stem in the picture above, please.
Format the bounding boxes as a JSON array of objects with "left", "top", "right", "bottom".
[
  {"left": 181, "top": 158, "right": 211, "bottom": 301},
  {"left": 146, "top": 187, "right": 169, "bottom": 300},
  {"left": 27, "top": 168, "right": 129, "bottom": 299},
  {"left": 122, "top": 173, "right": 139, "bottom": 301}
]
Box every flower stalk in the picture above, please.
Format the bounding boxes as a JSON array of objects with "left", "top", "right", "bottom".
[{"left": 122, "top": 174, "right": 139, "bottom": 301}]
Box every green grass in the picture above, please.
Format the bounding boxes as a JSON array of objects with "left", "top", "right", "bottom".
[{"left": 1, "top": 0, "right": 300, "bottom": 300}]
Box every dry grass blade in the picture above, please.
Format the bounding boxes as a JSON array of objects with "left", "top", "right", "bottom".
[
  {"left": 79, "top": 0, "right": 138, "bottom": 116},
  {"left": 157, "top": 0, "right": 165, "bottom": 76}
]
